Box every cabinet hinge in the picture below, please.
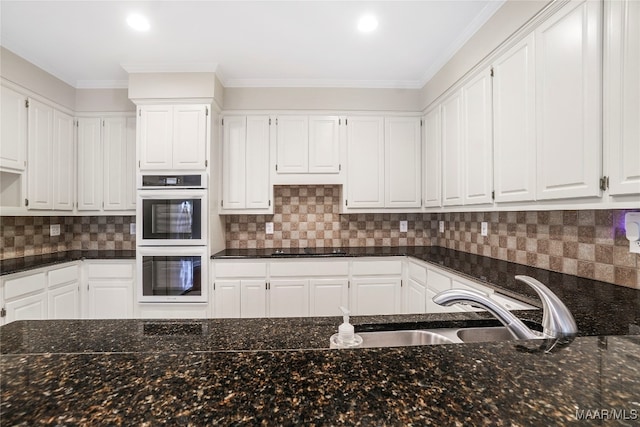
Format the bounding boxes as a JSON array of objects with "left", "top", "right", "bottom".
[
  {"left": 339, "top": 118, "right": 341, "bottom": 125},
  {"left": 25, "top": 198, "right": 29, "bottom": 207},
  {"left": 221, "top": 200, "right": 224, "bottom": 207},
  {"left": 213, "top": 282, "right": 215, "bottom": 290},
  {"left": 401, "top": 280, "right": 403, "bottom": 287},
  {"left": 491, "top": 191, "right": 495, "bottom": 200},
  {"left": 138, "top": 160, "right": 141, "bottom": 168},
  {"left": 345, "top": 118, "right": 348, "bottom": 126},
  {"left": 138, "top": 110, "right": 141, "bottom": 117},
  {"left": 420, "top": 119, "right": 423, "bottom": 127},
  {"left": 221, "top": 118, "right": 224, "bottom": 126},
  {"left": 599, "top": 176, "right": 609, "bottom": 191},
  {"left": 0, "top": 308, "right": 6, "bottom": 318},
  {"left": 205, "top": 160, "right": 208, "bottom": 167},
  {"left": 206, "top": 106, "right": 209, "bottom": 116},
  {"left": 269, "top": 118, "right": 271, "bottom": 125},
  {"left": 339, "top": 164, "right": 341, "bottom": 171},
  {"left": 345, "top": 199, "right": 348, "bottom": 206},
  {"left": 25, "top": 99, "right": 29, "bottom": 108},
  {"left": 275, "top": 164, "right": 278, "bottom": 172},
  {"left": 102, "top": 120, "right": 105, "bottom": 127},
  {"left": 490, "top": 67, "right": 494, "bottom": 77},
  {"left": 275, "top": 118, "right": 278, "bottom": 125},
  {"left": 348, "top": 281, "right": 350, "bottom": 289},
  {"left": 268, "top": 200, "right": 271, "bottom": 207}
]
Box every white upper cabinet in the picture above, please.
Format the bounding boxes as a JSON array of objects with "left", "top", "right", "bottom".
[
  {"left": 493, "top": 33, "right": 536, "bottom": 203},
  {"left": 139, "top": 104, "right": 208, "bottom": 171},
  {"left": 52, "top": 110, "right": 75, "bottom": 211},
  {"left": 77, "top": 118, "right": 103, "bottom": 211},
  {"left": 276, "top": 115, "right": 309, "bottom": 173},
  {"left": 462, "top": 68, "right": 493, "bottom": 205},
  {"left": 274, "top": 115, "right": 340, "bottom": 175},
  {"left": 172, "top": 105, "right": 208, "bottom": 170},
  {"left": 221, "top": 115, "right": 271, "bottom": 212},
  {"left": 441, "top": 90, "right": 464, "bottom": 206},
  {"left": 0, "top": 85, "right": 27, "bottom": 171},
  {"left": 385, "top": 117, "right": 422, "bottom": 208},
  {"left": 605, "top": 0, "right": 640, "bottom": 196},
  {"left": 308, "top": 116, "right": 340, "bottom": 173},
  {"left": 535, "top": 0, "right": 602, "bottom": 200},
  {"left": 103, "top": 117, "right": 137, "bottom": 211},
  {"left": 27, "top": 98, "right": 54, "bottom": 210},
  {"left": 423, "top": 106, "right": 441, "bottom": 208},
  {"left": 346, "top": 116, "right": 385, "bottom": 208}
]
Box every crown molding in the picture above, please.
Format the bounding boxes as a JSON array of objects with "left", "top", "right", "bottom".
[
  {"left": 75, "top": 80, "right": 129, "bottom": 89},
  {"left": 121, "top": 62, "right": 219, "bottom": 74},
  {"left": 223, "top": 78, "right": 424, "bottom": 89}
]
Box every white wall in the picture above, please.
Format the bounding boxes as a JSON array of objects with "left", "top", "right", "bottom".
[
  {"left": 419, "top": 0, "right": 552, "bottom": 109},
  {"left": 128, "top": 72, "right": 221, "bottom": 102},
  {"left": 75, "top": 88, "right": 135, "bottom": 112},
  {"left": 222, "top": 87, "right": 422, "bottom": 112},
  {"left": 0, "top": 47, "right": 76, "bottom": 110}
]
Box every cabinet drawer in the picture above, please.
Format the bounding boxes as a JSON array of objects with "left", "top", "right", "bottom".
[
  {"left": 87, "top": 262, "right": 134, "bottom": 279},
  {"left": 48, "top": 264, "right": 79, "bottom": 288},
  {"left": 4, "top": 272, "right": 46, "bottom": 300},
  {"left": 270, "top": 261, "right": 349, "bottom": 277},
  {"left": 407, "top": 262, "right": 427, "bottom": 283},
  {"left": 215, "top": 262, "right": 266, "bottom": 278},
  {"left": 352, "top": 260, "right": 402, "bottom": 276}
]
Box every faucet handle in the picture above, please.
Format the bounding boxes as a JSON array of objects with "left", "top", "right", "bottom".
[{"left": 515, "top": 275, "right": 578, "bottom": 338}]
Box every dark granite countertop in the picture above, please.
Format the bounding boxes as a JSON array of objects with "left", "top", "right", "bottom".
[
  {"left": 0, "top": 250, "right": 136, "bottom": 276},
  {"left": 2, "top": 247, "right": 640, "bottom": 424}
]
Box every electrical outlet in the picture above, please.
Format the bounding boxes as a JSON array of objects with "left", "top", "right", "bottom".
[
  {"left": 265, "top": 222, "right": 274, "bottom": 235},
  {"left": 481, "top": 222, "right": 488, "bottom": 237},
  {"left": 130, "top": 223, "right": 136, "bottom": 235},
  {"left": 50, "top": 224, "right": 60, "bottom": 237},
  {"left": 439, "top": 221, "right": 444, "bottom": 233},
  {"left": 400, "top": 220, "right": 408, "bottom": 233}
]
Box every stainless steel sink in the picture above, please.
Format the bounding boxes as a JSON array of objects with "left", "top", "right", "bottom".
[
  {"left": 352, "top": 325, "right": 543, "bottom": 349},
  {"left": 358, "top": 330, "right": 456, "bottom": 348},
  {"left": 456, "top": 327, "right": 514, "bottom": 343}
]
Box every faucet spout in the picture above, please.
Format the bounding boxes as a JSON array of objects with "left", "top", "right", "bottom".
[
  {"left": 433, "top": 275, "right": 578, "bottom": 340},
  {"left": 433, "top": 289, "right": 540, "bottom": 340},
  {"left": 514, "top": 275, "right": 577, "bottom": 338}
]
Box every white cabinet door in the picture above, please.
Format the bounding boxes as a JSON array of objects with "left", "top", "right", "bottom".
[
  {"left": 172, "top": 105, "right": 207, "bottom": 170},
  {"left": 423, "top": 106, "right": 441, "bottom": 208},
  {"left": 5, "top": 293, "right": 47, "bottom": 322},
  {"left": 0, "top": 85, "right": 27, "bottom": 170},
  {"left": 245, "top": 116, "right": 271, "bottom": 209},
  {"left": 385, "top": 117, "right": 422, "bottom": 208},
  {"left": 48, "top": 282, "right": 80, "bottom": 319},
  {"left": 222, "top": 116, "right": 247, "bottom": 210},
  {"left": 605, "top": 0, "right": 640, "bottom": 196},
  {"left": 125, "top": 117, "right": 137, "bottom": 210},
  {"left": 52, "top": 110, "right": 75, "bottom": 211},
  {"left": 346, "top": 116, "right": 385, "bottom": 208},
  {"left": 87, "top": 280, "right": 134, "bottom": 319},
  {"left": 463, "top": 68, "right": 493, "bottom": 205},
  {"left": 441, "top": 90, "right": 464, "bottom": 206},
  {"left": 276, "top": 116, "right": 308, "bottom": 173},
  {"left": 493, "top": 33, "right": 536, "bottom": 203},
  {"left": 77, "top": 118, "right": 102, "bottom": 210},
  {"left": 269, "top": 279, "right": 309, "bottom": 318},
  {"left": 213, "top": 280, "right": 241, "bottom": 318},
  {"left": 308, "top": 116, "right": 340, "bottom": 173},
  {"left": 103, "top": 117, "right": 128, "bottom": 210},
  {"left": 27, "top": 98, "right": 54, "bottom": 210},
  {"left": 241, "top": 280, "right": 267, "bottom": 318},
  {"left": 350, "top": 278, "right": 401, "bottom": 316},
  {"left": 535, "top": 0, "right": 602, "bottom": 200},
  {"left": 309, "top": 278, "right": 348, "bottom": 317},
  {"left": 139, "top": 105, "right": 173, "bottom": 170},
  {"left": 405, "top": 278, "right": 427, "bottom": 314}
]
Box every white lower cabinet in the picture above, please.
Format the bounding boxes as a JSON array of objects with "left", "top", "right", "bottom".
[
  {"left": 269, "top": 279, "right": 309, "bottom": 318},
  {"left": 212, "top": 261, "right": 267, "bottom": 318},
  {"left": 351, "top": 278, "right": 401, "bottom": 316},
  {"left": 2, "top": 271, "right": 47, "bottom": 323},
  {"left": 5, "top": 293, "right": 47, "bottom": 323},
  {"left": 86, "top": 261, "right": 134, "bottom": 319},
  {"left": 213, "top": 280, "right": 242, "bottom": 318},
  {"left": 241, "top": 280, "right": 267, "bottom": 318},
  {"left": 309, "top": 278, "right": 348, "bottom": 317},
  {"left": 47, "top": 264, "right": 80, "bottom": 319}
]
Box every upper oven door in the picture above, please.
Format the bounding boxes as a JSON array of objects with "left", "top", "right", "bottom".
[{"left": 137, "top": 189, "right": 208, "bottom": 246}]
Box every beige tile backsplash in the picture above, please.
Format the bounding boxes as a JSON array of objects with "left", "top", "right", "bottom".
[{"left": 1, "top": 189, "right": 638, "bottom": 289}]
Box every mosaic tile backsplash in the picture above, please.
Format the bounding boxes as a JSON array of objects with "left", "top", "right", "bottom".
[
  {"left": 225, "top": 186, "right": 640, "bottom": 289},
  {"left": 0, "top": 216, "right": 136, "bottom": 259}
]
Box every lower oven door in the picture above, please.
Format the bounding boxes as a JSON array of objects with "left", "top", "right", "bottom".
[{"left": 137, "top": 246, "right": 208, "bottom": 303}]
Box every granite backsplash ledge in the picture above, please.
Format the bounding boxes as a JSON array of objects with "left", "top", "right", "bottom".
[{"left": 0, "top": 216, "right": 136, "bottom": 259}]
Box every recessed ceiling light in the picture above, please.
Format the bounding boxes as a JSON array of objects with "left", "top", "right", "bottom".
[
  {"left": 127, "top": 13, "right": 150, "bottom": 32},
  {"left": 358, "top": 15, "right": 378, "bottom": 33}
]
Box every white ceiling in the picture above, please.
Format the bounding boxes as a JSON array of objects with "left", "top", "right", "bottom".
[{"left": 0, "top": 1, "right": 505, "bottom": 89}]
